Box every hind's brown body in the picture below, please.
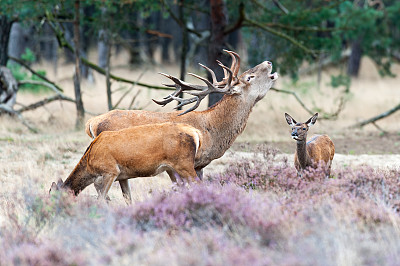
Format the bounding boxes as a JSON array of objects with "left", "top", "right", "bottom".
[{"left": 52, "top": 122, "right": 202, "bottom": 203}]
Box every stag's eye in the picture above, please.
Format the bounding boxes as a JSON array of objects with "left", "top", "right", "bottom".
[
  {"left": 303, "top": 128, "right": 306, "bottom": 130},
  {"left": 246, "top": 75, "right": 255, "bottom": 81}
]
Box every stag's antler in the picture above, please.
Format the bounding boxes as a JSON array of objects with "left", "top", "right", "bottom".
[{"left": 153, "top": 50, "right": 241, "bottom": 115}]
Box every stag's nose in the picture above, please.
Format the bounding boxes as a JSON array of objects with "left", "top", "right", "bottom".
[{"left": 291, "top": 131, "right": 297, "bottom": 137}]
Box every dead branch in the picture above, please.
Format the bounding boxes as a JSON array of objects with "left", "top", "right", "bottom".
[
  {"left": 46, "top": 18, "right": 172, "bottom": 91},
  {"left": 244, "top": 18, "right": 317, "bottom": 58},
  {"left": 270, "top": 87, "right": 347, "bottom": 120},
  {"left": 0, "top": 104, "right": 38, "bottom": 133},
  {"left": 8, "top": 56, "right": 64, "bottom": 93},
  {"left": 351, "top": 102, "right": 400, "bottom": 128},
  {"left": 113, "top": 70, "right": 147, "bottom": 109},
  {"left": 270, "top": 87, "right": 314, "bottom": 115},
  {"left": 272, "top": 0, "right": 289, "bottom": 14},
  {"left": 18, "top": 80, "right": 66, "bottom": 97},
  {"left": 16, "top": 94, "right": 75, "bottom": 113}
]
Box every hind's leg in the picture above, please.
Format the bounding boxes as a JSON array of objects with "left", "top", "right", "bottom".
[
  {"left": 94, "top": 176, "right": 111, "bottom": 201},
  {"left": 119, "top": 180, "right": 132, "bottom": 205}
]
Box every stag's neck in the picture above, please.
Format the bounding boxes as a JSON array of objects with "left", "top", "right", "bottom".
[
  {"left": 296, "top": 140, "right": 311, "bottom": 169},
  {"left": 203, "top": 94, "right": 253, "bottom": 151}
]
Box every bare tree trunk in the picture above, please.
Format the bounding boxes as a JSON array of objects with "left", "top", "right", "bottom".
[
  {"left": 191, "top": 0, "right": 210, "bottom": 66},
  {"left": 73, "top": 0, "right": 85, "bottom": 129},
  {"left": 177, "top": 0, "right": 189, "bottom": 110},
  {"left": 0, "top": 16, "right": 13, "bottom": 66},
  {"left": 105, "top": 36, "right": 112, "bottom": 111},
  {"left": 98, "top": 29, "right": 109, "bottom": 69},
  {"left": 208, "top": 0, "right": 227, "bottom": 107},
  {"left": 0, "top": 66, "right": 18, "bottom": 109},
  {"left": 8, "top": 23, "right": 25, "bottom": 61},
  {"left": 347, "top": 39, "right": 363, "bottom": 77},
  {"left": 160, "top": 11, "right": 173, "bottom": 63}
]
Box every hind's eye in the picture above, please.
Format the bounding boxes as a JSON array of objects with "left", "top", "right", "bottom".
[{"left": 303, "top": 128, "right": 306, "bottom": 130}]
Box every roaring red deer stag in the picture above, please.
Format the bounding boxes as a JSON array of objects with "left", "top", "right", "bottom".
[
  {"left": 85, "top": 50, "right": 278, "bottom": 200},
  {"left": 284, "top": 113, "right": 335, "bottom": 178},
  {"left": 50, "top": 122, "right": 202, "bottom": 204}
]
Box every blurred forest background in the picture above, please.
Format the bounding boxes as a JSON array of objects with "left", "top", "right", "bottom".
[{"left": 0, "top": 0, "right": 400, "bottom": 139}]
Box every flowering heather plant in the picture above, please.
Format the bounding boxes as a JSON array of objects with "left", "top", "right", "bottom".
[
  {"left": 116, "top": 183, "right": 283, "bottom": 245},
  {"left": 2, "top": 241, "right": 87, "bottom": 266}
]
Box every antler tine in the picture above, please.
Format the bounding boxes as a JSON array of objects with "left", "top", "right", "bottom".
[
  {"left": 216, "top": 62, "right": 233, "bottom": 92},
  {"left": 216, "top": 60, "right": 229, "bottom": 84},
  {"left": 199, "top": 63, "right": 218, "bottom": 85},
  {"left": 223, "top": 50, "right": 241, "bottom": 78},
  {"left": 170, "top": 95, "right": 203, "bottom": 116},
  {"left": 153, "top": 72, "right": 209, "bottom": 106},
  {"left": 187, "top": 72, "right": 216, "bottom": 90}
]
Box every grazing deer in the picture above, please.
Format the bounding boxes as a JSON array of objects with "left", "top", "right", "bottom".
[
  {"left": 85, "top": 50, "right": 278, "bottom": 200},
  {"left": 284, "top": 113, "right": 335, "bottom": 178},
  {"left": 50, "top": 122, "right": 202, "bottom": 204}
]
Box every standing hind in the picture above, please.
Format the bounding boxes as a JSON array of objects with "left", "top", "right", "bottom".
[{"left": 285, "top": 113, "right": 335, "bottom": 178}]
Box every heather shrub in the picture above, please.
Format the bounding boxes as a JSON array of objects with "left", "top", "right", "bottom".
[
  {"left": 115, "top": 183, "right": 284, "bottom": 246},
  {"left": 2, "top": 240, "right": 87, "bottom": 266}
]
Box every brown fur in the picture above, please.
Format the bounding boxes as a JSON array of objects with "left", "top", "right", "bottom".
[
  {"left": 51, "top": 122, "right": 202, "bottom": 203},
  {"left": 85, "top": 61, "right": 277, "bottom": 170},
  {"left": 285, "top": 113, "right": 335, "bottom": 177}
]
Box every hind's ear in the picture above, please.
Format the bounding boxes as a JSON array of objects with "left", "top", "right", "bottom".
[
  {"left": 56, "top": 178, "right": 63, "bottom": 187},
  {"left": 285, "top": 113, "right": 297, "bottom": 126},
  {"left": 49, "top": 182, "right": 58, "bottom": 194},
  {"left": 306, "top": 113, "right": 318, "bottom": 127}
]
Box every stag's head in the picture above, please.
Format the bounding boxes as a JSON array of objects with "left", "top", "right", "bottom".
[
  {"left": 236, "top": 59, "right": 278, "bottom": 104},
  {"left": 153, "top": 50, "right": 278, "bottom": 115}
]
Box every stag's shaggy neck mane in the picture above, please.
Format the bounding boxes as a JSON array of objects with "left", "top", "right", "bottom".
[{"left": 203, "top": 93, "right": 252, "bottom": 150}]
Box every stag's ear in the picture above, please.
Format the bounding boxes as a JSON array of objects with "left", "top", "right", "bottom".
[
  {"left": 306, "top": 113, "right": 318, "bottom": 127},
  {"left": 285, "top": 113, "right": 297, "bottom": 126}
]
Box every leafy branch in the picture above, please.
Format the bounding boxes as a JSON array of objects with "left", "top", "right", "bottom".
[{"left": 46, "top": 16, "right": 172, "bottom": 91}]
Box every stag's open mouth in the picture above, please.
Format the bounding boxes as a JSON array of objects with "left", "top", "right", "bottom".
[
  {"left": 269, "top": 72, "right": 278, "bottom": 80},
  {"left": 292, "top": 136, "right": 300, "bottom": 140}
]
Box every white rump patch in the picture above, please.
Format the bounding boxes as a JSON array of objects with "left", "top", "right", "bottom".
[
  {"left": 89, "top": 124, "right": 95, "bottom": 139},
  {"left": 192, "top": 131, "right": 200, "bottom": 156}
]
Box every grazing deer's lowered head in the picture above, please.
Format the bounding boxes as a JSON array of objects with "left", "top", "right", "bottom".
[
  {"left": 84, "top": 50, "right": 278, "bottom": 201},
  {"left": 285, "top": 112, "right": 335, "bottom": 178}
]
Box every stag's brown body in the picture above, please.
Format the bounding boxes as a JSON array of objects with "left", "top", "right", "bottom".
[{"left": 54, "top": 122, "right": 202, "bottom": 200}]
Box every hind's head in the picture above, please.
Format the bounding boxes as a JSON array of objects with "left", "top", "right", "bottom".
[
  {"left": 49, "top": 178, "right": 64, "bottom": 194},
  {"left": 285, "top": 113, "right": 318, "bottom": 142}
]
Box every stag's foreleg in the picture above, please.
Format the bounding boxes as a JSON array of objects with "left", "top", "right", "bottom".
[{"left": 196, "top": 168, "right": 204, "bottom": 181}]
